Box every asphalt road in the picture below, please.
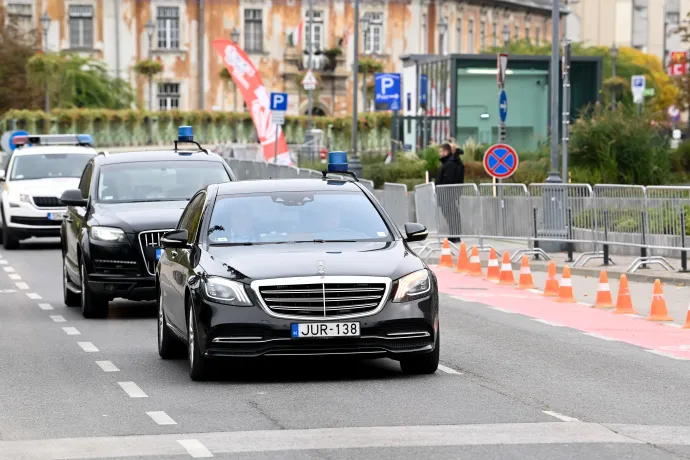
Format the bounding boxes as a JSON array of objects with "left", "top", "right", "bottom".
[{"left": 1, "top": 239, "right": 690, "bottom": 459}]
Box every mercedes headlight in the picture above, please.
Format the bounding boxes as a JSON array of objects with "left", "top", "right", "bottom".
[
  {"left": 90, "top": 226, "right": 126, "bottom": 243},
  {"left": 393, "top": 269, "right": 431, "bottom": 302},
  {"left": 8, "top": 190, "right": 31, "bottom": 207},
  {"left": 204, "top": 277, "right": 253, "bottom": 306}
]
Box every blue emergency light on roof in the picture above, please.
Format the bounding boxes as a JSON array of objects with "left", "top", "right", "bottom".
[
  {"left": 327, "top": 151, "right": 348, "bottom": 173},
  {"left": 178, "top": 126, "right": 193, "bottom": 142}
]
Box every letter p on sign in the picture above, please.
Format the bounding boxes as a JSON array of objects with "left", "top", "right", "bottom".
[{"left": 269, "top": 92, "right": 288, "bottom": 112}]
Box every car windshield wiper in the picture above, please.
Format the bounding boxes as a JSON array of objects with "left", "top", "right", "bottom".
[
  {"left": 209, "top": 242, "right": 257, "bottom": 246},
  {"left": 287, "top": 239, "right": 358, "bottom": 243}
]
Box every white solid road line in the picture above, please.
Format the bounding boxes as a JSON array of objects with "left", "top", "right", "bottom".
[
  {"left": 3, "top": 266, "right": 14, "bottom": 272},
  {"left": 531, "top": 319, "right": 566, "bottom": 327},
  {"left": 49, "top": 315, "right": 66, "bottom": 323},
  {"left": 178, "top": 439, "right": 214, "bottom": 458},
  {"left": 581, "top": 332, "right": 619, "bottom": 342},
  {"left": 489, "top": 307, "right": 517, "bottom": 314},
  {"left": 38, "top": 303, "right": 54, "bottom": 310},
  {"left": 438, "top": 364, "right": 462, "bottom": 375},
  {"left": 147, "top": 411, "right": 177, "bottom": 425},
  {"left": 15, "top": 282, "right": 29, "bottom": 289},
  {"left": 62, "top": 327, "right": 81, "bottom": 336},
  {"left": 77, "top": 342, "right": 99, "bottom": 353},
  {"left": 8, "top": 273, "right": 21, "bottom": 280},
  {"left": 118, "top": 382, "right": 148, "bottom": 398},
  {"left": 645, "top": 350, "right": 690, "bottom": 361},
  {"left": 542, "top": 411, "right": 580, "bottom": 422},
  {"left": 26, "top": 293, "right": 42, "bottom": 299},
  {"left": 95, "top": 361, "right": 120, "bottom": 372}
]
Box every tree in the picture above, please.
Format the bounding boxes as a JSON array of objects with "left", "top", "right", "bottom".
[
  {"left": 0, "top": 10, "right": 42, "bottom": 113},
  {"left": 27, "top": 53, "right": 135, "bottom": 110},
  {"left": 484, "top": 40, "right": 678, "bottom": 115}
]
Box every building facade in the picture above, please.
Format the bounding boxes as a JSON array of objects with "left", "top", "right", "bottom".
[{"left": 6, "top": 0, "right": 562, "bottom": 116}]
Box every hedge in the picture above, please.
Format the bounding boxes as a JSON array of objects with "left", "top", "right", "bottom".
[{"left": 0, "top": 109, "right": 393, "bottom": 150}]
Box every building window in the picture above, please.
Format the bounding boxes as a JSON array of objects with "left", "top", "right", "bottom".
[
  {"left": 244, "top": 9, "right": 263, "bottom": 52},
  {"left": 68, "top": 5, "right": 93, "bottom": 49},
  {"left": 421, "top": 14, "right": 427, "bottom": 53},
  {"left": 157, "top": 7, "right": 180, "bottom": 49},
  {"left": 514, "top": 24, "right": 520, "bottom": 40},
  {"left": 305, "top": 10, "right": 325, "bottom": 52},
  {"left": 535, "top": 26, "right": 541, "bottom": 44},
  {"left": 6, "top": 3, "right": 33, "bottom": 37},
  {"left": 525, "top": 23, "right": 531, "bottom": 43},
  {"left": 363, "top": 12, "right": 383, "bottom": 54},
  {"left": 480, "top": 20, "right": 486, "bottom": 51},
  {"left": 467, "top": 19, "right": 475, "bottom": 53},
  {"left": 158, "top": 83, "right": 180, "bottom": 111},
  {"left": 456, "top": 20, "right": 462, "bottom": 53},
  {"left": 492, "top": 20, "right": 498, "bottom": 47}
]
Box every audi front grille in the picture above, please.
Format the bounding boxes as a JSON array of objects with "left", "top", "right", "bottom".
[{"left": 138, "top": 229, "right": 174, "bottom": 275}]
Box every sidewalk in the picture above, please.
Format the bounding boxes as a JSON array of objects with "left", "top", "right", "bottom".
[{"left": 422, "top": 238, "right": 690, "bottom": 327}]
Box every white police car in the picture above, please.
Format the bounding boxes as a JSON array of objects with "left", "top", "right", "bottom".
[{"left": 0, "top": 134, "right": 97, "bottom": 249}]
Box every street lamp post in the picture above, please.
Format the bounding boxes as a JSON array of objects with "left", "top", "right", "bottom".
[
  {"left": 438, "top": 17, "right": 448, "bottom": 55},
  {"left": 361, "top": 16, "right": 370, "bottom": 112},
  {"left": 145, "top": 20, "right": 155, "bottom": 145},
  {"left": 231, "top": 27, "right": 240, "bottom": 142},
  {"left": 41, "top": 12, "right": 50, "bottom": 112},
  {"left": 610, "top": 45, "right": 618, "bottom": 108},
  {"left": 545, "top": 0, "right": 561, "bottom": 184}
]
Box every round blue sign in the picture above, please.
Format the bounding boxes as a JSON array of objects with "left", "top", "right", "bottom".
[{"left": 483, "top": 143, "right": 519, "bottom": 179}]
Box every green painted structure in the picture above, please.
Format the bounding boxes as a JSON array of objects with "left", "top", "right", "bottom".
[{"left": 400, "top": 54, "right": 603, "bottom": 153}]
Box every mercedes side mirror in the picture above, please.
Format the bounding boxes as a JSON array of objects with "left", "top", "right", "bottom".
[
  {"left": 404, "top": 222, "right": 428, "bottom": 242},
  {"left": 60, "top": 189, "right": 87, "bottom": 207},
  {"left": 161, "top": 229, "right": 190, "bottom": 248}
]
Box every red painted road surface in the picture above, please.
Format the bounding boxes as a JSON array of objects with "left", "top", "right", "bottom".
[{"left": 432, "top": 266, "right": 690, "bottom": 361}]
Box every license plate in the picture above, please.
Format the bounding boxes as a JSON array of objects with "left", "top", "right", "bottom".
[
  {"left": 291, "top": 322, "right": 360, "bottom": 338},
  {"left": 155, "top": 248, "right": 162, "bottom": 260},
  {"left": 47, "top": 212, "right": 64, "bottom": 221}
]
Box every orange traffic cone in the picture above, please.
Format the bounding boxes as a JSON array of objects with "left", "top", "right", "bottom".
[
  {"left": 517, "top": 256, "right": 536, "bottom": 289},
  {"left": 468, "top": 246, "right": 483, "bottom": 277},
  {"left": 455, "top": 242, "right": 470, "bottom": 274},
  {"left": 498, "top": 252, "right": 515, "bottom": 285},
  {"left": 645, "top": 280, "right": 674, "bottom": 322},
  {"left": 439, "top": 238, "right": 453, "bottom": 268},
  {"left": 485, "top": 248, "right": 500, "bottom": 281},
  {"left": 613, "top": 275, "right": 637, "bottom": 315},
  {"left": 594, "top": 270, "right": 614, "bottom": 309},
  {"left": 556, "top": 266, "right": 575, "bottom": 303},
  {"left": 682, "top": 301, "right": 690, "bottom": 329},
  {"left": 543, "top": 261, "right": 559, "bottom": 297}
]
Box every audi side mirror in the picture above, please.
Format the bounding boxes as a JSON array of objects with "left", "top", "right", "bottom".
[
  {"left": 161, "top": 229, "right": 190, "bottom": 248},
  {"left": 404, "top": 222, "right": 428, "bottom": 242},
  {"left": 60, "top": 189, "right": 87, "bottom": 207}
]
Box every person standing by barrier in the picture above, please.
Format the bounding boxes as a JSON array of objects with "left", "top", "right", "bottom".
[{"left": 435, "top": 143, "right": 464, "bottom": 243}]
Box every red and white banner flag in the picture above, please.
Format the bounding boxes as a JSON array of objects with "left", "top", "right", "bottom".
[{"left": 212, "top": 39, "right": 292, "bottom": 165}]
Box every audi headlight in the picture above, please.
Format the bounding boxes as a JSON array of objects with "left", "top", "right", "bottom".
[
  {"left": 204, "top": 277, "right": 253, "bottom": 306},
  {"left": 393, "top": 269, "right": 431, "bottom": 302},
  {"left": 90, "top": 226, "right": 126, "bottom": 243}
]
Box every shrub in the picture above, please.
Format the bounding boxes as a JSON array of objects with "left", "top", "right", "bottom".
[
  {"left": 569, "top": 104, "right": 671, "bottom": 185},
  {"left": 417, "top": 146, "right": 440, "bottom": 179},
  {"left": 671, "top": 140, "right": 690, "bottom": 173},
  {"left": 363, "top": 155, "right": 425, "bottom": 189}
]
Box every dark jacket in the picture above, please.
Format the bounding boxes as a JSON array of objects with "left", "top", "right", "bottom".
[{"left": 435, "top": 150, "right": 465, "bottom": 185}]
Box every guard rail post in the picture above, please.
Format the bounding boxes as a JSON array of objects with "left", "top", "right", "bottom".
[
  {"left": 603, "top": 209, "right": 610, "bottom": 266},
  {"left": 682, "top": 210, "right": 688, "bottom": 272},
  {"left": 566, "top": 208, "right": 574, "bottom": 262},
  {"left": 532, "top": 207, "right": 540, "bottom": 259}
]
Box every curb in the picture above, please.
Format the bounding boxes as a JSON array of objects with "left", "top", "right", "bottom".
[{"left": 424, "top": 256, "right": 690, "bottom": 287}]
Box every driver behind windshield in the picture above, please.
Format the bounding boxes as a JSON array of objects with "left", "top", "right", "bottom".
[{"left": 209, "top": 202, "right": 256, "bottom": 243}]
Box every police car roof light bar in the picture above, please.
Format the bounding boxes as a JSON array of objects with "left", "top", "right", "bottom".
[
  {"left": 322, "top": 151, "right": 359, "bottom": 181},
  {"left": 174, "top": 125, "right": 208, "bottom": 154},
  {"left": 24, "top": 134, "right": 94, "bottom": 147}
]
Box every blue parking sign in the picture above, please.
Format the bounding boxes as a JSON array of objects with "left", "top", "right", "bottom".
[
  {"left": 374, "top": 73, "right": 401, "bottom": 110},
  {"left": 269, "top": 92, "right": 288, "bottom": 112}
]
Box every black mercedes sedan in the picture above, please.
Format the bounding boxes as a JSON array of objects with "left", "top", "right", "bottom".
[
  {"left": 156, "top": 177, "right": 439, "bottom": 381},
  {"left": 60, "top": 130, "right": 236, "bottom": 319}
]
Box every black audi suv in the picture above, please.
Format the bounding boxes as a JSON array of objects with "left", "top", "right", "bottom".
[
  {"left": 60, "top": 133, "right": 236, "bottom": 318},
  {"left": 155, "top": 175, "right": 439, "bottom": 381}
]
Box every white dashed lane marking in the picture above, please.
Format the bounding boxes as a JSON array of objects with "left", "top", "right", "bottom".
[
  {"left": 96, "top": 361, "right": 120, "bottom": 372},
  {"left": 49, "top": 315, "right": 66, "bottom": 323},
  {"left": 118, "top": 382, "right": 148, "bottom": 398},
  {"left": 531, "top": 319, "right": 566, "bottom": 327},
  {"left": 62, "top": 327, "right": 81, "bottom": 336},
  {"left": 15, "top": 282, "right": 29, "bottom": 290},
  {"left": 543, "top": 411, "right": 580, "bottom": 422},
  {"left": 26, "top": 293, "right": 41, "bottom": 300},
  {"left": 0, "top": 260, "right": 7, "bottom": 265},
  {"left": 8, "top": 273, "right": 20, "bottom": 280},
  {"left": 438, "top": 364, "right": 462, "bottom": 375},
  {"left": 147, "top": 411, "right": 177, "bottom": 425},
  {"left": 77, "top": 342, "right": 99, "bottom": 353},
  {"left": 178, "top": 439, "right": 213, "bottom": 458},
  {"left": 3, "top": 266, "right": 14, "bottom": 272},
  {"left": 38, "top": 303, "right": 53, "bottom": 310}
]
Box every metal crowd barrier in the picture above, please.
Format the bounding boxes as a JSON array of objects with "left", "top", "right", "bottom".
[{"left": 220, "top": 152, "right": 690, "bottom": 275}]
